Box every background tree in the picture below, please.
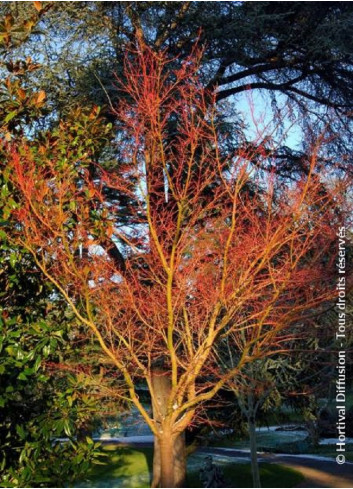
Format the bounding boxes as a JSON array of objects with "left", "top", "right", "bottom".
[
  {"left": 284, "top": 296, "right": 353, "bottom": 449},
  {"left": 1, "top": 2, "right": 353, "bottom": 176},
  {"left": 220, "top": 355, "right": 291, "bottom": 488},
  {"left": 4, "top": 40, "right": 349, "bottom": 487}
]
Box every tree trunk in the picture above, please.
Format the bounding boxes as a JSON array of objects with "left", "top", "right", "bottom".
[
  {"left": 160, "top": 432, "right": 176, "bottom": 487},
  {"left": 173, "top": 431, "right": 186, "bottom": 487},
  {"left": 152, "top": 432, "right": 186, "bottom": 488},
  {"left": 306, "top": 419, "right": 320, "bottom": 447},
  {"left": 249, "top": 416, "right": 261, "bottom": 488},
  {"left": 151, "top": 369, "right": 187, "bottom": 487},
  {"left": 151, "top": 436, "right": 161, "bottom": 488}
]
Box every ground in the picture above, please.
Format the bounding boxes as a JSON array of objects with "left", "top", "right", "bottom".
[
  {"left": 74, "top": 445, "right": 304, "bottom": 488},
  {"left": 70, "top": 411, "right": 353, "bottom": 488},
  {"left": 199, "top": 447, "right": 353, "bottom": 488}
]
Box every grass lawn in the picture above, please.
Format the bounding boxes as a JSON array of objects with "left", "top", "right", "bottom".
[
  {"left": 187, "top": 462, "right": 303, "bottom": 488},
  {"left": 308, "top": 445, "right": 353, "bottom": 462},
  {"left": 75, "top": 445, "right": 154, "bottom": 488},
  {"left": 207, "top": 431, "right": 353, "bottom": 461},
  {"left": 74, "top": 444, "right": 304, "bottom": 488}
]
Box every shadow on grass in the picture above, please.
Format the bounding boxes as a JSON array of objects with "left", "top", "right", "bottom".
[
  {"left": 75, "top": 445, "right": 303, "bottom": 488},
  {"left": 187, "top": 462, "right": 304, "bottom": 488},
  {"left": 75, "top": 445, "right": 153, "bottom": 488}
]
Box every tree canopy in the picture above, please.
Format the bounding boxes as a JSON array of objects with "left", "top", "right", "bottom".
[
  {"left": 3, "top": 2, "right": 353, "bottom": 123},
  {"left": 5, "top": 38, "right": 350, "bottom": 487}
]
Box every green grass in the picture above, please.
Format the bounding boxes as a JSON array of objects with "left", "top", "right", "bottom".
[
  {"left": 75, "top": 445, "right": 304, "bottom": 488},
  {"left": 308, "top": 444, "right": 353, "bottom": 461},
  {"left": 187, "top": 462, "right": 303, "bottom": 488},
  {"left": 78, "top": 445, "right": 153, "bottom": 488}
]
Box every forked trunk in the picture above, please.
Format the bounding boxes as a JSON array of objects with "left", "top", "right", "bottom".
[{"left": 249, "top": 416, "right": 261, "bottom": 488}]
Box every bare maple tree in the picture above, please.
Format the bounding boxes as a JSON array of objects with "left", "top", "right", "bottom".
[{"left": 5, "top": 41, "right": 348, "bottom": 487}]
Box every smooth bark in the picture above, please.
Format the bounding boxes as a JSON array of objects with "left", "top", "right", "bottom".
[
  {"left": 160, "top": 432, "right": 176, "bottom": 487},
  {"left": 173, "top": 431, "right": 186, "bottom": 487},
  {"left": 248, "top": 416, "right": 261, "bottom": 488}
]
